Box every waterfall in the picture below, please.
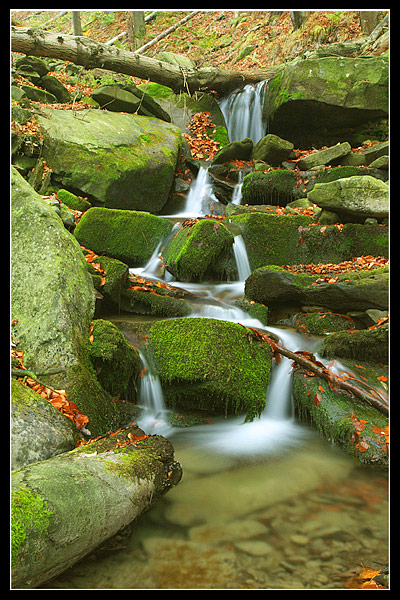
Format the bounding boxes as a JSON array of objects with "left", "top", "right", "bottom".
[
  {"left": 177, "top": 166, "right": 218, "bottom": 218},
  {"left": 219, "top": 80, "right": 268, "bottom": 145},
  {"left": 136, "top": 349, "right": 173, "bottom": 436},
  {"left": 231, "top": 171, "right": 243, "bottom": 205},
  {"left": 233, "top": 234, "right": 251, "bottom": 282}
]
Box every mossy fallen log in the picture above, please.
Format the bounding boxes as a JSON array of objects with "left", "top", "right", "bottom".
[{"left": 11, "top": 423, "right": 182, "bottom": 589}]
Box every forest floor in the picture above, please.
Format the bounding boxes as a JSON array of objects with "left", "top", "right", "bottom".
[{"left": 11, "top": 10, "right": 369, "bottom": 72}]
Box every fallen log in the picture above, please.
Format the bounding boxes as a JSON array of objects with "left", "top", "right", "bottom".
[
  {"left": 249, "top": 328, "right": 389, "bottom": 416},
  {"left": 11, "top": 26, "right": 280, "bottom": 94},
  {"left": 11, "top": 423, "right": 182, "bottom": 589}
]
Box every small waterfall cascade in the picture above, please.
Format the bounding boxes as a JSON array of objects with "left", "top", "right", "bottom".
[
  {"left": 231, "top": 171, "right": 243, "bottom": 205},
  {"left": 219, "top": 80, "right": 268, "bottom": 145},
  {"left": 178, "top": 166, "right": 218, "bottom": 217},
  {"left": 136, "top": 349, "right": 173, "bottom": 436},
  {"left": 233, "top": 234, "right": 251, "bottom": 282}
]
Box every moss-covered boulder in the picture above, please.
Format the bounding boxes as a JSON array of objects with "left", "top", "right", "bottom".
[
  {"left": 212, "top": 137, "right": 253, "bottom": 165},
  {"left": 308, "top": 175, "right": 389, "bottom": 220},
  {"left": 229, "top": 213, "right": 313, "bottom": 269},
  {"left": 292, "top": 361, "right": 388, "bottom": 467},
  {"left": 74, "top": 207, "right": 173, "bottom": 267},
  {"left": 245, "top": 265, "right": 389, "bottom": 313},
  {"left": 119, "top": 288, "right": 191, "bottom": 318},
  {"left": 162, "top": 219, "right": 236, "bottom": 282},
  {"left": 251, "top": 134, "right": 294, "bottom": 166},
  {"left": 147, "top": 318, "right": 272, "bottom": 421},
  {"left": 241, "top": 165, "right": 388, "bottom": 208},
  {"left": 280, "top": 311, "right": 355, "bottom": 335},
  {"left": 36, "top": 108, "right": 183, "bottom": 213},
  {"left": 88, "top": 319, "right": 141, "bottom": 400},
  {"left": 11, "top": 168, "right": 134, "bottom": 437},
  {"left": 319, "top": 323, "right": 389, "bottom": 363},
  {"left": 56, "top": 189, "right": 92, "bottom": 212},
  {"left": 266, "top": 55, "right": 389, "bottom": 146},
  {"left": 230, "top": 213, "right": 388, "bottom": 269}
]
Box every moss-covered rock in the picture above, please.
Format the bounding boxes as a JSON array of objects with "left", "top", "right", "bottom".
[
  {"left": 88, "top": 319, "right": 141, "bottom": 401},
  {"left": 212, "top": 137, "right": 253, "bottom": 165},
  {"left": 292, "top": 362, "right": 388, "bottom": 467},
  {"left": 74, "top": 207, "right": 173, "bottom": 267},
  {"left": 147, "top": 318, "right": 272, "bottom": 421},
  {"left": 308, "top": 175, "right": 389, "bottom": 220},
  {"left": 229, "top": 213, "right": 313, "bottom": 269},
  {"left": 11, "top": 167, "right": 135, "bottom": 437},
  {"left": 230, "top": 213, "right": 388, "bottom": 269},
  {"left": 281, "top": 311, "right": 355, "bottom": 335},
  {"left": 162, "top": 219, "right": 235, "bottom": 282},
  {"left": 37, "top": 108, "right": 183, "bottom": 213},
  {"left": 245, "top": 265, "right": 389, "bottom": 313},
  {"left": 242, "top": 169, "right": 297, "bottom": 206},
  {"left": 119, "top": 288, "right": 191, "bottom": 318},
  {"left": 56, "top": 189, "right": 92, "bottom": 212},
  {"left": 251, "top": 134, "right": 294, "bottom": 165},
  {"left": 319, "top": 323, "right": 389, "bottom": 363},
  {"left": 241, "top": 165, "right": 387, "bottom": 208},
  {"left": 266, "top": 55, "right": 389, "bottom": 146}
]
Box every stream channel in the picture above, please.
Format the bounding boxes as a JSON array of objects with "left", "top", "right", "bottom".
[{"left": 45, "top": 83, "right": 389, "bottom": 590}]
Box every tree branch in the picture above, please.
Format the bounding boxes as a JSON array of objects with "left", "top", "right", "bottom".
[{"left": 249, "top": 328, "right": 389, "bottom": 416}]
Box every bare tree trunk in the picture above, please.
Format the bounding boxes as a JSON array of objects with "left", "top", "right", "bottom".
[
  {"left": 72, "top": 11, "right": 82, "bottom": 36},
  {"left": 132, "top": 10, "right": 146, "bottom": 50},
  {"left": 11, "top": 26, "right": 280, "bottom": 94}
]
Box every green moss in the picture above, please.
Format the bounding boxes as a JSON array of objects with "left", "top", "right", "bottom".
[
  {"left": 89, "top": 319, "right": 141, "bottom": 400},
  {"left": 147, "top": 318, "right": 272, "bottom": 421},
  {"left": 230, "top": 213, "right": 313, "bottom": 269},
  {"left": 74, "top": 207, "right": 173, "bottom": 267},
  {"left": 103, "top": 447, "right": 155, "bottom": 482},
  {"left": 292, "top": 367, "right": 388, "bottom": 467},
  {"left": 11, "top": 487, "right": 54, "bottom": 567},
  {"left": 163, "top": 219, "right": 235, "bottom": 282},
  {"left": 212, "top": 126, "right": 230, "bottom": 148}
]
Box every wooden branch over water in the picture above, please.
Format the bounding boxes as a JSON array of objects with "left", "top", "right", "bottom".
[{"left": 248, "top": 328, "right": 389, "bottom": 416}]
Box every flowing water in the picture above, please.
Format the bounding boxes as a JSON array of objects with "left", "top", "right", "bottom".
[
  {"left": 44, "top": 84, "right": 388, "bottom": 590},
  {"left": 219, "top": 80, "right": 268, "bottom": 144}
]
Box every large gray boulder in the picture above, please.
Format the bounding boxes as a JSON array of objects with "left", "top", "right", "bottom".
[
  {"left": 266, "top": 55, "right": 388, "bottom": 145},
  {"left": 37, "top": 108, "right": 183, "bottom": 214},
  {"left": 308, "top": 175, "right": 389, "bottom": 219},
  {"left": 11, "top": 168, "right": 134, "bottom": 436}
]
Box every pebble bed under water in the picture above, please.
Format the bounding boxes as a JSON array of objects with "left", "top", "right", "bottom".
[{"left": 44, "top": 433, "right": 388, "bottom": 590}]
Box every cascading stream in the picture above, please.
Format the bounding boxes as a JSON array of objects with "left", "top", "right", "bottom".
[{"left": 131, "top": 79, "right": 332, "bottom": 456}]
